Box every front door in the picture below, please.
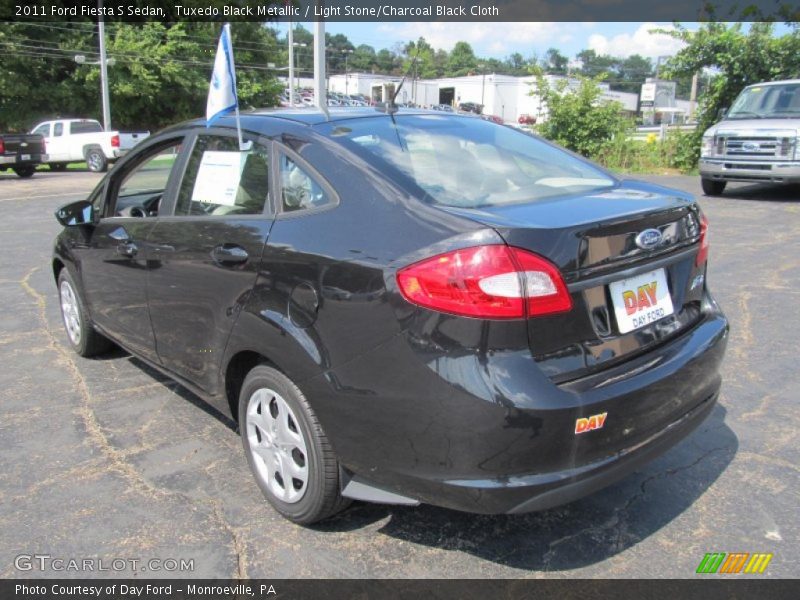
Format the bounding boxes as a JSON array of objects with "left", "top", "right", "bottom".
[
  {"left": 146, "top": 131, "right": 274, "bottom": 394},
  {"left": 77, "top": 136, "right": 187, "bottom": 362}
]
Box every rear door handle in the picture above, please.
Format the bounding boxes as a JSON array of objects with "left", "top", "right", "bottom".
[{"left": 211, "top": 244, "right": 249, "bottom": 266}]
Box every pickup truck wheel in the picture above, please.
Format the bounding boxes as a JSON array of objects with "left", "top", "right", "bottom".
[
  {"left": 85, "top": 148, "right": 108, "bottom": 173},
  {"left": 701, "top": 178, "right": 726, "bottom": 196},
  {"left": 239, "top": 365, "right": 350, "bottom": 524},
  {"left": 13, "top": 166, "right": 35, "bottom": 178},
  {"left": 49, "top": 163, "right": 68, "bottom": 172},
  {"left": 58, "top": 270, "right": 113, "bottom": 357}
]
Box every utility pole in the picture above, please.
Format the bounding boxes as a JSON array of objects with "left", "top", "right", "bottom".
[
  {"left": 313, "top": 18, "right": 327, "bottom": 116},
  {"left": 689, "top": 72, "right": 699, "bottom": 120},
  {"left": 288, "top": 22, "right": 295, "bottom": 106},
  {"left": 97, "top": 1, "right": 111, "bottom": 131}
]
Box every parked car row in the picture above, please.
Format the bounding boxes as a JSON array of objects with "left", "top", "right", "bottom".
[{"left": 279, "top": 89, "right": 370, "bottom": 108}]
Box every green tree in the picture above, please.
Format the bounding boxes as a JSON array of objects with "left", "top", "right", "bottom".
[
  {"left": 533, "top": 73, "right": 632, "bottom": 159},
  {"left": 349, "top": 44, "right": 377, "bottom": 73},
  {"left": 658, "top": 21, "right": 800, "bottom": 165},
  {"left": 544, "top": 48, "right": 568, "bottom": 75},
  {"left": 447, "top": 41, "right": 477, "bottom": 76}
]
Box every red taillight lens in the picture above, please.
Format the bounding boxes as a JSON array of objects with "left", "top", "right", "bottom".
[
  {"left": 396, "top": 245, "right": 572, "bottom": 319},
  {"left": 111, "top": 134, "right": 120, "bottom": 148},
  {"left": 696, "top": 213, "right": 709, "bottom": 266},
  {"left": 0, "top": 139, "right": 5, "bottom": 154},
  {"left": 40, "top": 138, "right": 46, "bottom": 153}
]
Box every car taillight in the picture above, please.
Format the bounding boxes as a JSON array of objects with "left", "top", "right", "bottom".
[
  {"left": 696, "top": 213, "right": 709, "bottom": 266},
  {"left": 396, "top": 245, "right": 572, "bottom": 319},
  {"left": 111, "top": 134, "right": 120, "bottom": 148},
  {"left": 0, "top": 139, "right": 5, "bottom": 154},
  {"left": 40, "top": 138, "right": 47, "bottom": 153}
]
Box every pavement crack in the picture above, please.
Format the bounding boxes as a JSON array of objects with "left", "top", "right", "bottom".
[{"left": 20, "top": 266, "right": 247, "bottom": 576}]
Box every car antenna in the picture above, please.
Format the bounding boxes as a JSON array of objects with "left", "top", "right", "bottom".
[{"left": 377, "top": 49, "right": 420, "bottom": 115}]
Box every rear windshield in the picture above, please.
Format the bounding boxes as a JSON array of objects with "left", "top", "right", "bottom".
[
  {"left": 319, "top": 114, "right": 615, "bottom": 208},
  {"left": 70, "top": 121, "right": 103, "bottom": 134}
]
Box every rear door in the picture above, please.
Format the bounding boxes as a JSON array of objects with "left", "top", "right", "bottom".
[{"left": 146, "top": 130, "right": 274, "bottom": 394}]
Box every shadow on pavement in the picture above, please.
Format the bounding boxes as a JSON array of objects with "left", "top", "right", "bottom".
[{"left": 712, "top": 183, "right": 800, "bottom": 202}]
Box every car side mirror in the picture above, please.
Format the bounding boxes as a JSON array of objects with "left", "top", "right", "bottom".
[
  {"left": 716, "top": 107, "right": 728, "bottom": 121},
  {"left": 55, "top": 200, "right": 95, "bottom": 227}
]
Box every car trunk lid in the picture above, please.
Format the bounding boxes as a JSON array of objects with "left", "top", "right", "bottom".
[{"left": 439, "top": 180, "right": 707, "bottom": 382}]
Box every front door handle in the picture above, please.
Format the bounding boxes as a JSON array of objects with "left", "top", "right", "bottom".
[
  {"left": 211, "top": 244, "right": 249, "bottom": 266},
  {"left": 109, "top": 227, "right": 138, "bottom": 257},
  {"left": 117, "top": 241, "right": 138, "bottom": 257}
]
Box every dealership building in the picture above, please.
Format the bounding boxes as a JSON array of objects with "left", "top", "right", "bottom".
[{"left": 282, "top": 72, "right": 689, "bottom": 125}]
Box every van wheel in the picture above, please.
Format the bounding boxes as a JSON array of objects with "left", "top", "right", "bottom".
[
  {"left": 13, "top": 166, "right": 35, "bottom": 178},
  {"left": 85, "top": 147, "right": 108, "bottom": 172},
  {"left": 239, "top": 365, "right": 350, "bottom": 524},
  {"left": 57, "top": 270, "right": 113, "bottom": 357},
  {"left": 701, "top": 178, "right": 726, "bottom": 196}
]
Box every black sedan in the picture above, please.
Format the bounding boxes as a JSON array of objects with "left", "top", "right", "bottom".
[{"left": 53, "top": 108, "right": 728, "bottom": 524}]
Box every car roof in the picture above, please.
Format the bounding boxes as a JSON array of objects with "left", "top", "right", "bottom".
[
  {"left": 745, "top": 79, "right": 800, "bottom": 88},
  {"left": 184, "top": 106, "right": 477, "bottom": 130}
]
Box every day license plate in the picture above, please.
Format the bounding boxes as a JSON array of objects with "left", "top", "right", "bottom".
[
  {"left": 609, "top": 268, "right": 674, "bottom": 334},
  {"left": 20, "top": 154, "right": 30, "bottom": 161}
]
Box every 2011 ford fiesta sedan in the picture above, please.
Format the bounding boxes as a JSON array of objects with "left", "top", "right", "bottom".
[{"left": 53, "top": 108, "right": 728, "bottom": 524}]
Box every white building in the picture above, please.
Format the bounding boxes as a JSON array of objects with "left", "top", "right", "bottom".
[{"left": 327, "top": 72, "right": 639, "bottom": 124}]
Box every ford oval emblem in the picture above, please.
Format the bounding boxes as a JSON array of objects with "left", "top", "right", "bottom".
[
  {"left": 742, "top": 141, "right": 760, "bottom": 152},
  {"left": 635, "top": 228, "right": 663, "bottom": 250}
]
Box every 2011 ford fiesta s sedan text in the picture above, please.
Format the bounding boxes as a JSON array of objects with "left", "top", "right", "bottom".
[{"left": 53, "top": 108, "right": 728, "bottom": 524}]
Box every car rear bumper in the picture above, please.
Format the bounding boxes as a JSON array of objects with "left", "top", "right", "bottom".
[
  {"left": 0, "top": 154, "right": 44, "bottom": 165},
  {"left": 700, "top": 158, "right": 800, "bottom": 184},
  {"left": 307, "top": 293, "right": 728, "bottom": 514}
]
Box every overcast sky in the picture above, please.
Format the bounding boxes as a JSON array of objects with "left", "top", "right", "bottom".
[{"left": 274, "top": 21, "right": 789, "bottom": 61}]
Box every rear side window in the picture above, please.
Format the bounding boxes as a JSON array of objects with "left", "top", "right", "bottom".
[
  {"left": 279, "top": 154, "right": 332, "bottom": 212},
  {"left": 70, "top": 121, "right": 103, "bottom": 134},
  {"left": 175, "top": 135, "right": 270, "bottom": 217},
  {"left": 53, "top": 123, "right": 63, "bottom": 137}
]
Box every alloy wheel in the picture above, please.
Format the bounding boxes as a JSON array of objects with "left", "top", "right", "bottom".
[
  {"left": 59, "top": 280, "right": 81, "bottom": 345},
  {"left": 246, "top": 387, "right": 309, "bottom": 503}
]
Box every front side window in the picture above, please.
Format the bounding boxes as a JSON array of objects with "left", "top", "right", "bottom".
[
  {"left": 279, "top": 154, "right": 331, "bottom": 212},
  {"left": 108, "top": 141, "right": 183, "bottom": 217},
  {"left": 53, "top": 123, "right": 63, "bottom": 137},
  {"left": 175, "top": 135, "right": 270, "bottom": 217},
  {"left": 32, "top": 124, "right": 50, "bottom": 136},
  {"left": 320, "top": 115, "right": 615, "bottom": 208}
]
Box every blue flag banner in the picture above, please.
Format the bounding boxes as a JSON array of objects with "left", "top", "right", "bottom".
[{"left": 206, "top": 24, "right": 238, "bottom": 126}]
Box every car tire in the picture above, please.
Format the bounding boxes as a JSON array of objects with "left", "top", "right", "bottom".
[
  {"left": 13, "top": 166, "right": 35, "bottom": 178},
  {"left": 238, "top": 365, "right": 350, "bottom": 524},
  {"left": 701, "top": 178, "right": 726, "bottom": 196},
  {"left": 49, "top": 163, "right": 68, "bottom": 172},
  {"left": 57, "top": 270, "right": 113, "bottom": 357},
  {"left": 84, "top": 147, "right": 108, "bottom": 173}
]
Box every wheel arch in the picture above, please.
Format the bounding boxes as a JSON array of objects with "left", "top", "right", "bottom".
[
  {"left": 223, "top": 350, "right": 281, "bottom": 424},
  {"left": 52, "top": 257, "right": 66, "bottom": 282}
]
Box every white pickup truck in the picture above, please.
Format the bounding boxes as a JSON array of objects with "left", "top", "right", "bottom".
[{"left": 30, "top": 119, "right": 148, "bottom": 173}]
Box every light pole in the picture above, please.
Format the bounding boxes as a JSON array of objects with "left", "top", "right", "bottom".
[
  {"left": 326, "top": 47, "right": 354, "bottom": 96},
  {"left": 74, "top": 51, "right": 116, "bottom": 131}
]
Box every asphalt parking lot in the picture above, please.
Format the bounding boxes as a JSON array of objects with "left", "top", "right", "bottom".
[{"left": 0, "top": 168, "right": 797, "bottom": 578}]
